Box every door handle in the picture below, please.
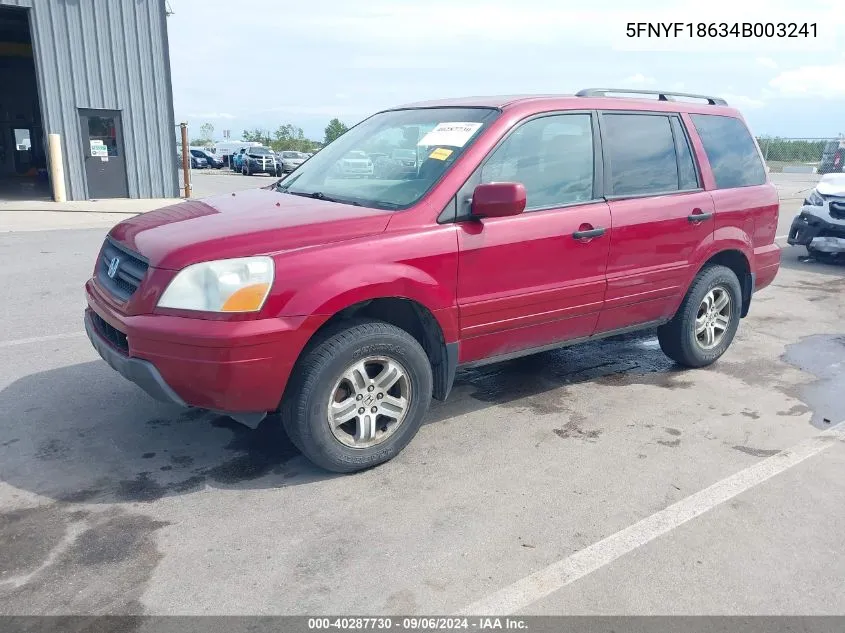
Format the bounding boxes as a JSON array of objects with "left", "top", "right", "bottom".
[
  {"left": 687, "top": 210, "right": 713, "bottom": 223},
  {"left": 572, "top": 227, "right": 606, "bottom": 240}
]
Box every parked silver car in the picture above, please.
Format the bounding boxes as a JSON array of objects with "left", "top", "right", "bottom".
[{"left": 279, "top": 151, "right": 308, "bottom": 174}]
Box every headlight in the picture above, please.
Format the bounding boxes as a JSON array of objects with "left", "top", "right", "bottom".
[
  {"left": 157, "top": 256, "right": 274, "bottom": 313},
  {"left": 805, "top": 189, "right": 824, "bottom": 206}
]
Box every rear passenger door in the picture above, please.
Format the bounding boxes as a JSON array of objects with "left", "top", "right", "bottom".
[{"left": 596, "top": 111, "right": 715, "bottom": 334}]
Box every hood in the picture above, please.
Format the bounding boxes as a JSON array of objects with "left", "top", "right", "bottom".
[
  {"left": 817, "top": 174, "right": 845, "bottom": 197},
  {"left": 109, "top": 188, "right": 392, "bottom": 270}
]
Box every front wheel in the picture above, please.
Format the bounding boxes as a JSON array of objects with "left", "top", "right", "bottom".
[
  {"left": 657, "top": 264, "right": 742, "bottom": 368},
  {"left": 281, "top": 320, "right": 433, "bottom": 473}
]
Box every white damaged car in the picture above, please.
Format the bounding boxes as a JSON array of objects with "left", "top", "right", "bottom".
[{"left": 787, "top": 173, "right": 845, "bottom": 260}]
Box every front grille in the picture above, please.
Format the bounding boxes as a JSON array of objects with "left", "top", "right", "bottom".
[
  {"left": 829, "top": 200, "right": 845, "bottom": 221},
  {"left": 91, "top": 311, "right": 129, "bottom": 355},
  {"left": 96, "top": 238, "right": 149, "bottom": 302}
]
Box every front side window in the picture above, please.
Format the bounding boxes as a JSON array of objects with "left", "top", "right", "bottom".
[
  {"left": 276, "top": 107, "right": 498, "bottom": 210},
  {"left": 480, "top": 113, "right": 594, "bottom": 209},
  {"left": 690, "top": 114, "right": 766, "bottom": 189},
  {"left": 603, "top": 113, "right": 679, "bottom": 196}
]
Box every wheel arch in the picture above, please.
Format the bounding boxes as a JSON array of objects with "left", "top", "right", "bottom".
[
  {"left": 695, "top": 249, "right": 753, "bottom": 318},
  {"left": 289, "top": 297, "right": 458, "bottom": 404}
]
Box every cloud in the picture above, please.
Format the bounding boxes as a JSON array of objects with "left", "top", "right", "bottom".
[
  {"left": 769, "top": 63, "right": 845, "bottom": 97},
  {"left": 721, "top": 94, "right": 766, "bottom": 109},
  {"left": 187, "top": 112, "right": 236, "bottom": 120},
  {"left": 621, "top": 73, "right": 657, "bottom": 87},
  {"left": 756, "top": 57, "right": 778, "bottom": 70}
]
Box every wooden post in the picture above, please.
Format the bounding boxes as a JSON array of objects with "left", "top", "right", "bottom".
[{"left": 180, "top": 122, "right": 191, "bottom": 198}]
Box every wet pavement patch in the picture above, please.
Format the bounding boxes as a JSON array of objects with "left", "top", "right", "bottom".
[
  {"left": 657, "top": 438, "right": 681, "bottom": 448},
  {"left": 201, "top": 415, "right": 300, "bottom": 484},
  {"left": 733, "top": 445, "right": 781, "bottom": 458},
  {"left": 0, "top": 504, "right": 169, "bottom": 614},
  {"left": 459, "top": 331, "right": 686, "bottom": 412},
  {"left": 782, "top": 334, "right": 845, "bottom": 429},
  {"left": 553, "top": 414, "right": 602, "bottom": 442}
]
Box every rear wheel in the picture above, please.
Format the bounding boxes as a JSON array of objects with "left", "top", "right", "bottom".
[
  {"left": 281, "top": 320, "right": 433, "bottom": 473},
  {"left": 657, "top": 264, "right": 742, "bottom": 368}
]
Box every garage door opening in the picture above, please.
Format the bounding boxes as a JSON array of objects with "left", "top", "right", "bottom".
[{"left": 0, "top": 6, "right": 49, "bottom": 201}]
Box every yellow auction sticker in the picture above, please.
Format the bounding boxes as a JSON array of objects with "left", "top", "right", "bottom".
[{"left": 428, "top": 148, "right": 453, "bottom": 161}]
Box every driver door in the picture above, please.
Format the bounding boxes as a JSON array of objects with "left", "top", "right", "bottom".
[{"left": 454, "top": 112, "right": 611, "bottom": 364}]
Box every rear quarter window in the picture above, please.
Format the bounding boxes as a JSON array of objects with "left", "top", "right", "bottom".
[{"left": 690, "top": 114, "right": 766, "bottom": 189}]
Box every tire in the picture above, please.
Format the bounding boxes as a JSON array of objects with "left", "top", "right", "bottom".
[
  {"left": 657, "top": 264, "right": 742, "bottom": 368},
  {"left": 243, "top": 164, "right": 249, "bottom": 176},
  {"left": 281, "top": 319, "right": 433, "bottom": 473}
]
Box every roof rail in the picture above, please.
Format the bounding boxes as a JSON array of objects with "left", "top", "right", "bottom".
[{"left": 576, "top": 88, "right": 728, "bottom": 106}]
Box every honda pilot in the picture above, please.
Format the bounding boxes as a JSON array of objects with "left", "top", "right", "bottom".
[{"left": 85, "top": 89, "right": 780, "bottom": 473}]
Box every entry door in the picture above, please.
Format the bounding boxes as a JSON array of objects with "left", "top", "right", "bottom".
[
  {"left": 79, "top": 109, "right": 129, "bottom": 198},
  {"left": 455, "top": 112, "right": 611, "bottom": 364}
]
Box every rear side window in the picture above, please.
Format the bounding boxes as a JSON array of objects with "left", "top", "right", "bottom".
[
  {"left": 690, "top": 114, "right": 766, "bottom": 189},
  {"left": 602, "top": 114, "right": 679, "bottom": 196}
]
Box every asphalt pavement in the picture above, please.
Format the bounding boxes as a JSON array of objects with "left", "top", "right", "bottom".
[{"left": 1, "top": 190, "right": 844, "bottom": 616}]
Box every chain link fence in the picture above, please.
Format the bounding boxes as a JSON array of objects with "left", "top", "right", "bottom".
[{"left": 757, "top": 136, "right": 845, "bottom": 174}]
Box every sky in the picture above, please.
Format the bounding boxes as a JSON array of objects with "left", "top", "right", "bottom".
[{"left": 165, "top": 0, "right": 845, "bottom": 143}]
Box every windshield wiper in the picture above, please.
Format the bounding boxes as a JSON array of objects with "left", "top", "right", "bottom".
[{"left": 284, "top": 190, "right": 362, "bottom": 206}]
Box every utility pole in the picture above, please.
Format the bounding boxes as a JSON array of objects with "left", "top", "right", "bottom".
[{"left": 180, "top": 122, "right": 191, "bottom": 198}]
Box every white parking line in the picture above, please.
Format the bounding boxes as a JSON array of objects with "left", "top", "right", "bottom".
[
  {"left": 458, "top": 419, "right": 845, "bottom": 616},
  {"left": 0, "top": 332, "right": 85, "bottom": 349}
]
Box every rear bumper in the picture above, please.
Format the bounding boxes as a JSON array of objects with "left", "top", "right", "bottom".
[{"left": 85, "top": 279, "right": 315, "bottom": 414}]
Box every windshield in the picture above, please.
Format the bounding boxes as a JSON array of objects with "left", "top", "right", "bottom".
[
  {"left": 249, "top": 147, "right": 273, "bottom": 155},
  {"left": 282, "top": 151, "right": 304, "bottom": 159},
  {"left": 276, "top": 107, "right": 498, "bottom": 210}
]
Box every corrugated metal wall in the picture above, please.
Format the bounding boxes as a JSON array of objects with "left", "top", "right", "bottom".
[{"left": 0, "top": 0, "right": 179, "bottom": 200}]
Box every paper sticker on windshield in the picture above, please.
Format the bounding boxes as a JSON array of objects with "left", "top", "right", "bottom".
[
  {"left": 428, "top": 148, "right": 453, "bottom": 161},
  {"left": 418, "top": 122, "right": 482, "bottom": 148}
]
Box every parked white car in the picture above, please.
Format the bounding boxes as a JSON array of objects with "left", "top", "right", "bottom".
[{"left": 334, "top": 150, "right": 373, "bottom": 178}]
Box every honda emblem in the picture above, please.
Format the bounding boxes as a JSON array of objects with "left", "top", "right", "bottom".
[{"left": 107, "top": 256, "right": 120, "bottom": 279}]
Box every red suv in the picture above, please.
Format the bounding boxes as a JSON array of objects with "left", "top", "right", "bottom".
[{"left": 85, "top": 89, "right": 780, "bottom": 472}]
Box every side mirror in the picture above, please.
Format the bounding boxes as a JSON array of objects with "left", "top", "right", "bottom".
[{"left": 471, "top": 182, "right": 527, "bottom": 218}]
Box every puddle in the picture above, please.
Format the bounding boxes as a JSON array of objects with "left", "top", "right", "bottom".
[
  {"left": 782, "top": 334, "right": 845, "bottom": 429},
  {"left": 458, "top": 330, "right": 680, "bottom": 411}
]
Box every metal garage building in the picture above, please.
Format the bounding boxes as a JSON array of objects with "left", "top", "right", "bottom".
[{"left": 0, "top": 0, "right": 178, "bottom": 201}]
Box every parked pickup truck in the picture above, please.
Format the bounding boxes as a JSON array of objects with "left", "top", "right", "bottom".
[{"left": 85, "top": 89, "right": 780, "bottom": 473}]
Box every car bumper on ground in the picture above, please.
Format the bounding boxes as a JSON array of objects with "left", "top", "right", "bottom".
[
  {"left": 84, "top": 280, "right": 316, "bottom": 419},
  {"left": 787, "top": 208, "right": 845, "bottom": 252}
]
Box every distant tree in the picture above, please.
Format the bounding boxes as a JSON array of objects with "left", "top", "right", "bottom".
[
  {"left": 242, "top": 128, "right": 272, "bottom": 145},
  {"left": 271, "top": 123, "right": 314, "bottom": 152},
  {"left": 324, "top": 118, "right": 349, "bottom": 145},
  {"left": 200, "top": 122, "right": 214, "bottom": 141}
]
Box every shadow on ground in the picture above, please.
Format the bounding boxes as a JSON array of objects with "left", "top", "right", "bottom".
[{"left": 0, "top": 330, "right": 689, "bottom": 505}]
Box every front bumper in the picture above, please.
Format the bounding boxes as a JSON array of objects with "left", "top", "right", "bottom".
[
  {"left": 85, "top": 311, "right": 186, "bottom": 406},
  {"left": 247, "top": 159, "right": 278, "bottom": 173},
  {"left": 787, "top": 209, "right": 845, "bottom": 251},
  {"left": 85, "top": 279, "right": 314, "bottom": 415}
]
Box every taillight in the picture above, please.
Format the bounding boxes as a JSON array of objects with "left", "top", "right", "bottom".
[{"left": 835, "top": 151, "right": 842, "bottom": 167}]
